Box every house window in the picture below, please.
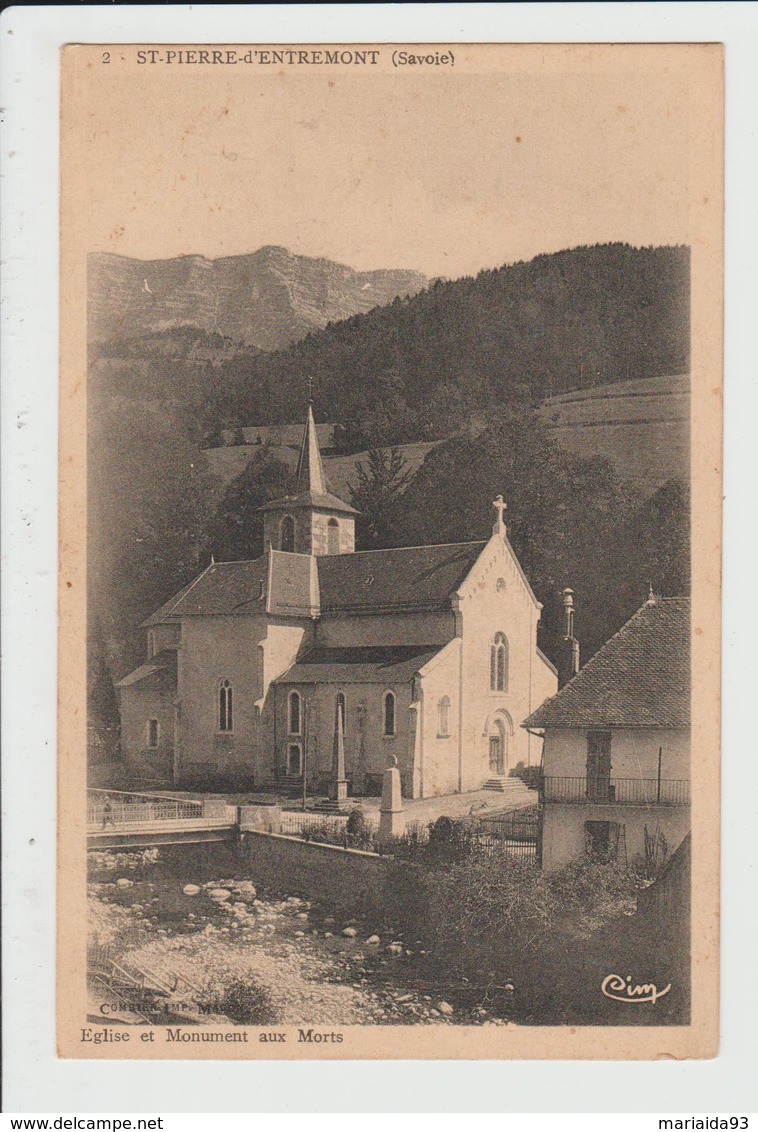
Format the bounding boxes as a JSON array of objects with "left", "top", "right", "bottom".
[
  {"left": 219, "top": 680, "right": 234, "bottom": 732},
  {"left": 490, "top": 632, "right": 509, "bottom": 692},
  {"left": 287, "top": 743, "right": 302, "bottom": 776},
  {"left": 327, "top": 518, "right": 340, "bottom": 554},
  {"left": 280, "top": 514, "right": 295, "bottom": 552},
  {"left": 147, "top": 719, "right": 159, "bottom": 748},
  {"left": 336, "top": 692, "right": 346, "bottom": 732},
  {"left": 383, "top": 691, "right": 396, "bottom": 737},
  {"left": 288, "top": 690, "right": 301, "bottom": 735},
  {"left": 438, "top": 696, "right": 451, "bottom": 737}
]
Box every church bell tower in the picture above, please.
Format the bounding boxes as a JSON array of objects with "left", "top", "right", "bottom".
[{"left": 258, "top": 403, "right": 357, "bottom": 556}]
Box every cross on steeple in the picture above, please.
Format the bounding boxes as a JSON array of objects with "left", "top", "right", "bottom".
[
  {"left": 307, "top": 375, "right": 314, "bottom": 403},
  {"left": 492, "top": 494, "right": 508, "bottom": 537}
]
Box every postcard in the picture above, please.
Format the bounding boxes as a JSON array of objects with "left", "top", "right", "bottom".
[{"left": 57, "top": 41, "right": 723, "bottom": 1060}]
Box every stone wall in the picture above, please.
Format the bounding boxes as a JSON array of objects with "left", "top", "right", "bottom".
[{"left": 239, "top": 830, "right": 390, "bottom": 911}]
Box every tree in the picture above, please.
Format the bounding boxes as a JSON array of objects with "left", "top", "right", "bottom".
[
  {"left": 204, "top": 445, "right": 295, "bottom": 563},
  {"left": 350, "top": 447, "right": 414, "bottom": 548}
]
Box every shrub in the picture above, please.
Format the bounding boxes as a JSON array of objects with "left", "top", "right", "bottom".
[
  {"left": 202, "top": 977, "right": 277, "bottom": 1025},
  {"left": 345, "top": 806, "right": 373, "bottom": 849},
  {"left": 509, "top": 762, "right": 542, "bottom": 789}
]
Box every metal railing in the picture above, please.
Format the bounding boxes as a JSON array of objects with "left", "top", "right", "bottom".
[
  {"left": 87, "top": 788, "right": 207, "bottom": 830},
  {"left": 541, "top": 776, "right": 690, "bottom": 806}
]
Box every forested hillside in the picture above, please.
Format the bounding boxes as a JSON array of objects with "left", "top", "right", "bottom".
[{"left": 201, "top": 242, "right": 689, "bottom": 450}]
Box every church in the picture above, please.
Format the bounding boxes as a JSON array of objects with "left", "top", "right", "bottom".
[{"left": 117, "top": 405, "right": 558, "bottom": 798}]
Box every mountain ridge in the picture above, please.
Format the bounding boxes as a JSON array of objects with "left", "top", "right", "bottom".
[{"left": 88, "top": 246, "right": 428, "bottom": 351}]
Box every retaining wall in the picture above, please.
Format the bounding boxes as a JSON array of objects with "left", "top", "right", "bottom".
[{"left": 240, "top": 830, "right": 390, "bottom": 911}]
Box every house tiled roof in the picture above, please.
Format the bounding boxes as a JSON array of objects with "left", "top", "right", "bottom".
[
  {"left": 277, "top": 645, "right": 443, "bottom": 685},
  {"left": 317, "top": 542, "right": 486, "bottom": 614},
  {"left": 523, "top": 597, "right": 690, "bottom": 729}
]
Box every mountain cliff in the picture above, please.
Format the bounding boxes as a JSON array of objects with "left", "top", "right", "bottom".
[{"left": 88, "top": 246, "right": 428, "bottom": 350}]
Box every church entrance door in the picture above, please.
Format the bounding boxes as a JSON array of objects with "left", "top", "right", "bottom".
[{"left": 489, "top": 732, "right": 505, "bottom": 775}]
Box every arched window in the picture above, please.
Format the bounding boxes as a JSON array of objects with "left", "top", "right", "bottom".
[
  {"left": 219, "top": 680, "right": 234, "bottom": 732},
  {"left": 288, "top": 690, "right": 301, "bottom": 735},
  {"left": 383, "top": 691, "right": 396, "bottom": 737},
  {"left": 336, "top": 692, "right": 346, "bottom": 732},
  {"left": 490, "top": 633, "right": 509, "bottom": 692},
  {"left": 327, "top": 517, "right": 340, "bottom": 555},
  {"left": 280, "top": 514, "right": 295, "bottom": 553},
  {"left": 438, "top": 696, "right": 451, "bottom": 737}
]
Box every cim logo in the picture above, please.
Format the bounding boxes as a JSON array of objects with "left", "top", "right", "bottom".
[{"left": 601, "top": 973, "right": 672, "bottom": 1005}]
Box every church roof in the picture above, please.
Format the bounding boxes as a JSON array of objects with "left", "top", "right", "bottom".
[
  {"left": 115, "top": 651, "right": 176, "bottom": 688},
  {"left": 277, "top": 645, "right": 443, "bottom": 685},
  {"left": 523, "top": 597, "right": 690, "bottom": 730},
  {"left": 296, "top": 402, "right": 327, "bottom": 495},
  {"left": 144, "top": 540, "right": 488, "bottom": 625},
  {"left": 318, "top": 542, "right": 487, "bottom": 614},
  {"left": 141, "top": 559, "right": 268, "bottom": 625},
  {"left": 257, "top": 403, "right": 357, "bottom": 516},
  {"left": 257, "top": 489, "right": 358, "bottom": 515}
]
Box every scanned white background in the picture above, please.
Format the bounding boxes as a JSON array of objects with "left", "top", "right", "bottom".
[{"left": 2, "top": 0, "right": 756, "bottom": 1114}]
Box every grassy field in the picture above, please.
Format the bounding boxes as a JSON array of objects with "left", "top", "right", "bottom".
[{"left": 538, "top": 374, "right": 689, "bottom": 493}]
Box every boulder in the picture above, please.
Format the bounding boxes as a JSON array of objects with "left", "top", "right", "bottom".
[
  {"left": 365, "top": 935, "right": 381, "bottom": 946},
  {"left": 116, "top": 878, "right": 133, "bottom": 889},
  {"left": 341, "top": 926, "right": 358, "bottom": 938},
  {"left": 183, "top": 884, "right": 201, "bottom": 897},
  {"left": 437, "top": 1001, "right": 454, "bottom": 1015}
]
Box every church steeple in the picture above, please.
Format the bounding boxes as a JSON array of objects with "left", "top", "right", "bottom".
[
  {"left": 295, "top": 402, "right": 327, "bottom": 496},
  {"left": 258, "top": 402, "right": 357, "bottom": 557}
]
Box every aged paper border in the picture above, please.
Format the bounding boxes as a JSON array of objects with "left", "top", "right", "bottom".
[{"left": 56, "top": 39, "right": 722, "bottom": 1063}]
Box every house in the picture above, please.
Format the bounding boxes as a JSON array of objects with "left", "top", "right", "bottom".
[
  {"left": 523, "top": 594, "right": 690, "bottom": 870},
  {"left": 116, "top": 403, "right": 557, "bottom": 797}
]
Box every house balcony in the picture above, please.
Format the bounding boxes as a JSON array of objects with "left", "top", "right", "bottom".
[{"left": 540, "top": 775, "right": 690, "bottom": 806}]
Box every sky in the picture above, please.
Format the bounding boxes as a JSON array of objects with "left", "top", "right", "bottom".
[{"left": 65, "top": 44, "right": 692, "bottom": 280}]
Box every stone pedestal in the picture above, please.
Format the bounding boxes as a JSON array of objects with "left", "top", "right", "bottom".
[{"left": 378, "top": 756, "right": 405, "bottom": 844}]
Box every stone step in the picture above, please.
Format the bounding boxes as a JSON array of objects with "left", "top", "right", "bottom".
[{"left": 482, "top": 777, "right": 522, "bottom": 792}]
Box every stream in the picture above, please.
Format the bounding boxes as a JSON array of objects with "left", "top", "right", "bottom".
[{"left": 87, "top": 846, "right": 514, "bottom": 1029}]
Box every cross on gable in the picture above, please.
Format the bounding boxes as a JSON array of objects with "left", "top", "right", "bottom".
[{"left": 493, "top": 495, "right": 507, "bottom": 523}]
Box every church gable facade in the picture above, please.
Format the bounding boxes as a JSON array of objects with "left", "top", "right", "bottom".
[{"left": 117, "top": 406, "right": 557, "bottom": 797}]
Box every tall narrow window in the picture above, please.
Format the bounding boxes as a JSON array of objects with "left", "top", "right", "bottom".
[
  {"left": 288, "top": 690, "right": 301, "bottom": 735},
  {"left": 336, "top": 692, "right": 346, "bottom": 732},
  {"left": 327, "top": 518, "right": 340, "bottom": 555},
  {"left": 219, "top": 680, "right": 233, "bottom": 732},
  {"left": 147, "top": 631, "right": 156, "bottom": 659},
  {"left": 147, "top": 719, "right": 159, "bottom": 748},
  {"left": 280, "top": 515, "right": 295, "bottom": 552},
  {"left": 438, "top": 696, "right": 450, "bottom": 737},
  {"left": 383, "top": 691, "right": 396, "bottom": 737},
  {"left": 490, "top": 632, "right": 509, "bottom": 692}
]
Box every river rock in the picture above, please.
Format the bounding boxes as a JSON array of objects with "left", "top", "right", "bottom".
[
  {"left": 116, "top": 878, "right": 133, "bottom": 888},
  {"left": 437, "top": 1001, "right": 454, "bottom": 1015},
  {"left": 365, "top": 935, "right": 381, "bottom": 945},
  {"left": 296, "top": 912, "right": 308, "bottom": 921},
  {"left": 385, "top": 943, "right": 403, "bottom": 956},
  {"left": 183, "top": 884, "right": 201, "bottom": 896},
  {"left": 209, "top": 888, "right": 232, "bottom": 902},
  {"left": 342, "top": 926, "right": 358, "bottom": 938}
]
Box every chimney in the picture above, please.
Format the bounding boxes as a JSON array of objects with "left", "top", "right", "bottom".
[{"left": 557, "top": 587, "right": 580, "bottom": 687}]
